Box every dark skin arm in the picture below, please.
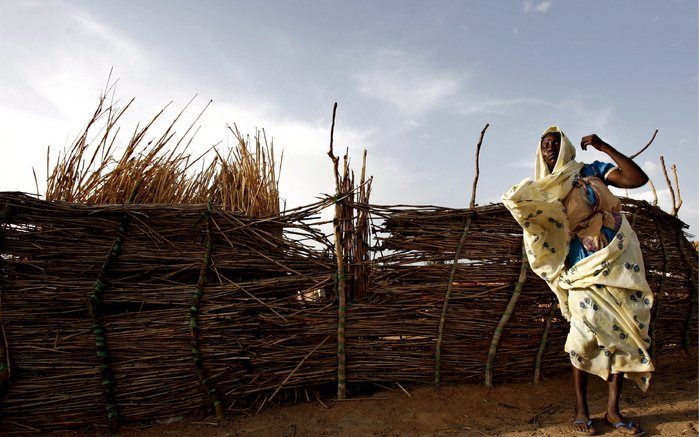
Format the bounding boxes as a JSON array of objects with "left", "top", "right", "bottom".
[{"left": 580, "top": 134, "right": 649, "bottom": 189}]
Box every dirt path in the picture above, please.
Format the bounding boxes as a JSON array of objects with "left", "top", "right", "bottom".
[{"left": 63, "top": 352, "right": 697, "bottom": 436}]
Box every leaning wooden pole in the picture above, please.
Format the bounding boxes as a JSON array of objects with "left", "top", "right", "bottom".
[
  {"left": 435, "top": 124, "right": 490, "bottom": 385},
  {"left": 485, "top": 243, "right": 528, "bottom": 388},
  {"left": 0, "top": 204, "right": 12, "bottom": 391},
  {"left": 533, "top": 300, "right": 557, "bottom": 384},
  {"left": 677, "top": 229, "right": 698, "bottom": 358},
  {"left": 649, "top": 222, "right": 668, "bottom": 364},
  {"left": 327, "top": 102, "right": 346, "bottom": 400},
  {"left": 434, "top": 216, "right": 472, "bottom": 385}
]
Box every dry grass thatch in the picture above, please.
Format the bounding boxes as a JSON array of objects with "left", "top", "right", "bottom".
[{"left": 45, "top": 91, "right": 280, "bottom": 217}]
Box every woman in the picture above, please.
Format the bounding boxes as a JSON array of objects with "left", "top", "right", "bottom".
[{"left": 502, "top": 126, "right": 652, "bottom": 436}]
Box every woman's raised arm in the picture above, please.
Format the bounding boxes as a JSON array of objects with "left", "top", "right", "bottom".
[{"left": 580, "top": 134, "right": 649, "bottom": 189}]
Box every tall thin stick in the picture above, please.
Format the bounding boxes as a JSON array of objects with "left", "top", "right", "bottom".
[
  {"left": 327, "top": 103, "right": 346, "bottom": 400},
  {"left": 650, "top": 222, "right": 668, "bottom": 363},
  {"left": 469, "top": 123, "right": 490, "bottom": 209}
]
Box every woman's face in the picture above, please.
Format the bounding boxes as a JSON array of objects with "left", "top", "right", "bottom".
[{"left": 541, "top": 132, "right": 561, "bottom": 171}]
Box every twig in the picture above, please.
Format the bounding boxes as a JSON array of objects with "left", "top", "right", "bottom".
[
  {"left": 648, "top": 178, "right": 658, "bottom": 207},
  {"left": 7, "top": 421, "right": 40, "bottom": 432},
  {"left": 331, "top": 397, "right": 387, "bottom": 402},
  {"left": 32, "top": 167, "right": 40, "bottom": 198},
  {"left": 396, "top": 382, "right": 411, "bottom": 398},
  {"left": 469, "top": 123, "right": 490, "bottom": 209},
  {"left": 315, "top": 391, "right": 329, "bottom": 409},
  {"left": 629, "top": 129, "right": 659, "bottom": 159}
]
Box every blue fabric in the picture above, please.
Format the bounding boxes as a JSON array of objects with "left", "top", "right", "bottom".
[
  {"left": 566, "top": 161, "right": 617, "bottom": 268},
  {"left": 579, "top": 160, "right": 616, "bottom": 180}
]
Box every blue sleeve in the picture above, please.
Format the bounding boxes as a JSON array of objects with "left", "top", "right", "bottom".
[{"left": 581, "top": 161, "right": 616, "bottom": 184}]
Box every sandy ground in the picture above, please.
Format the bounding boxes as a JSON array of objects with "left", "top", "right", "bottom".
[{"left": 57, "top": 352, "right": 697, "bottom": 437}]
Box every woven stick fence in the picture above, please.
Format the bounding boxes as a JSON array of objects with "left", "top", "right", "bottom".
[{"left": 0, "top": 189, "right": 695, "bottom": 432}]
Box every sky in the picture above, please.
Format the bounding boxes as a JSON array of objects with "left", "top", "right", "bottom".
[{"left": 1, "top": 0, "right": 697, "bottom": 233}]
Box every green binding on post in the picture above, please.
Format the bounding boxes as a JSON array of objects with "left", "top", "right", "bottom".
[
  {"left": 88, "top": 182, "right": 140, "bottom": 430},
  {"left": 190, "top": 201, "right": 224, "bottom": 419}
]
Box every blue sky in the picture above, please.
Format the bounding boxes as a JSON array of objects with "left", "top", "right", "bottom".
[{"left": 1, "top": 0, "right": 697, "bottom": 231}]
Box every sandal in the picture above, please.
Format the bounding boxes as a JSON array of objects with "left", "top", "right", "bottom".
[
  {"left": 572, "top": 418, "right": 596, "bottom": 435},
  {"left": 604, "top": 413, "right": 645, "bottom": 436}
]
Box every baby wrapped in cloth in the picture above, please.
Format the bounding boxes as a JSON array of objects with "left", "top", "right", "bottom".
[{"left": 502, "top": 126, "right": 654, "bottom": 391}]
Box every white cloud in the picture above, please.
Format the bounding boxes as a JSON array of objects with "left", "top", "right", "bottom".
[
  {"left": 0, "top": 1, "right": 159, "bottom": 194},
  {"left": 455, "top": 96, "right": 613, "bottom": 134},
  {"left": 206, "top": 101, "right": 373, "bottom": 210},
  {"left": 612, "top": 185, "right": 698, "bottom": 233},
  {"left": 0, "top": 1, "right": 383, "bottom": 214},
  {"left": 557, "top": 99, "right": 614, "bottom": 132},
  {"left": 536, "top": 1, "right": 553, "bottom": 13},
  {"left": 351, "top": 48, "right": 464, "bottom": 117},
  {"left": 641, "top": 159, "right": 660, "bottom": 177},
  {"left": 403, "top": 119, "right": 422, "bottom": 128},
  {"left": 524, "top": 0, "right": 553, "bottom": 13},
  {"left": 457, "top": 97, "right": 551, "bottom": 116},
  {"left": 507, "top": 159, "right": 535, "bottom": 169}
]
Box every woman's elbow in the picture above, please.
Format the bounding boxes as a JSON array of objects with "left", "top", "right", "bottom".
[
  {"left": 627, "top": 175, "right": 648, "bottom": 189},
  {"left": 611, "top": 173, "right": 648, "bottom": 189}
]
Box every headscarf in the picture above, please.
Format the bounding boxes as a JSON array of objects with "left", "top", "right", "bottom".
[{"left": 535, "top": 126, "right": 578, "bottom": 180}]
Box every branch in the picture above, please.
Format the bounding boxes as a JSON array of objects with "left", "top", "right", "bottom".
[
  {"left": 660, "top": 155, "right": 678, "bottom": 216},
  {"left": 327, "top": 103, "right": 339, "bottom": 190},
  {"left": 629, "top": 129, "right": 659, "bottom": 159},
  {"left": 469, "top": 123, "right": 490, "bottom": 209},
  {"left": 672, "top": 164, "right": 683, "bottom": 215}
]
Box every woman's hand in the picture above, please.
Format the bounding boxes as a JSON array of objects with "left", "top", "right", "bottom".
[
  {"left": 580, "top": 134, "right": 649, "bottom": 189},
  {"left": 580, "top": 134, "right": 608, "bottom": 152}
]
